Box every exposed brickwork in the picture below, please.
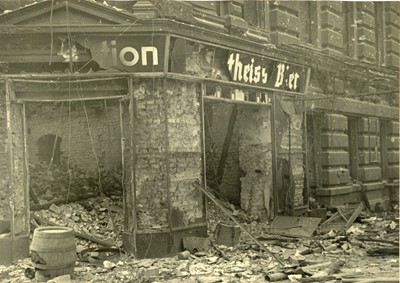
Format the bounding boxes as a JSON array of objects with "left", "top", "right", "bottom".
[
  {"left": 26, "top": 101, "right": 122, "bottom": 171},
  {"left": 238, "top": 106, "right": 272, "bottom": 218},
  {"left": 132, "top": 79, "right": 204, "bottom": 229},
  {"left": 0, "top": 81, "right": 28, "bottom": 236},
  {"left": 0, "top": 82, "right": 11, "bottom": 222},
  {"left": 166, "top": 80, "right": 203, "bottom": 227}
]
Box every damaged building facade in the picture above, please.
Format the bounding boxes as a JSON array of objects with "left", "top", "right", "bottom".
[{"left": 0, "top": 0, "right": 398, "bottom": 261}]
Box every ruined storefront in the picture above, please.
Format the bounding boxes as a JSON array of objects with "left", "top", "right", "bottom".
[{"left": 0, "top": 0, "right": 398, "bottom": 264}]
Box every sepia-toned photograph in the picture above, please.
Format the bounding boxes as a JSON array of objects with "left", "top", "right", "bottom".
[{"left": 0, "top": 0, "right": 398, "bottom": 282}]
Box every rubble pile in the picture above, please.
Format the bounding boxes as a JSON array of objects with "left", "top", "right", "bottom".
[
  {"left": 32, "top": 197, "right": 124, "bottom": 247},
  {"left": 0, "top": 203, "right": 398, "bottom": 282},
  {"left": 30, "top": 162, "right": 123, "bottom": 204}
]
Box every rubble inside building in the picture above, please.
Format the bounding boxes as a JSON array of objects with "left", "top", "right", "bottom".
[{"left": 0, "top": 0, "right": 399, "bottom": 282}]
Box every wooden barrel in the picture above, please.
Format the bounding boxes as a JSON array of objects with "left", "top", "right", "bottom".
[
  {"left": 215, "top": 222, "right": 240, "bottom": 247},
  {"left": 30, "top": 226, "right": 76, "bottom": 281}
]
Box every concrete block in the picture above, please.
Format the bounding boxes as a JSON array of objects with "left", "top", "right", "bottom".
[
  {"left": 388, "top": 121, "right": 399, "bottom": 134},
  {"left": 321, "top": 168, "right": 350, "bottom": 185},
  {"left": 320, "top": 151, "right": 349, "bottom": 166},
  {"left": 269, "top": 10, "right": 300, "bottom": 31},
  {"left": 320, "top": 133, "right": 348, "bottom": 148},
  {"left": 385, "top": 26, "right": 400, "bottom": 42},
  {"left": 356, "top": 2, "right": 375, "bottom": 14},
  {"left": 385, "top": 2, "right": 400, "bottom": 14},
  {"left": 387, "top": 136, "right": 400, "bottom": 149},
  {"left": 321, "top": 1, "right": 343, "bottom": 13},
  {"left": 385, "top": 11, "right": 400, "bottom": 27},
  {"left": 225, "top": 15, "right": 249, "bottom": 31},
  {"left": 316, "top": 185, "right": 353, "bottom": 196},
  {"left": 321, "top": 29, "right": 343, "bottom": 50},
  {"left": 321, "top": 114, "right": 347, "bottom": 131},
  {"left": 386, "top": 54, "right": 399, "bottom": 69},
  {"left": 387, "top": 151, "right": 399, "bottom": 163},
  {"left": 316, "top": 185, "right": 357, "bottom": 206},
  {"left": 357, "top": 27, "right": 376, "bottom": 44},
  {"left": 362, "top": 182, "right": 386, "bottom": 205},
  {"left": 386, "top": 182, "right": 399, "bottom": 202},
  {"left": 358, "top": 166, "right": 382, "bottom": 182},
  {"left": 388, "top": 165, "right": 399, "bottom": 179},
  {"left": 357, "top": 43, "right": 376, "bottom": 61},
  {"left": 269, "top": 31, "right": 299, "bottom": 46},
  {"left": 356, "top": 12, "right": 375, "bottom": 28},
  {"left": 361, "top": 182, "right": 384, "bottom": 191},
  {"left": 274, "top": 1, "right": 300, "bottom": 14},
  {"left": 385, "top": 39, "right": 400, "bottom": 57},
  {"left": 320, "top": 10, "right": 344, "bottom": 30}
]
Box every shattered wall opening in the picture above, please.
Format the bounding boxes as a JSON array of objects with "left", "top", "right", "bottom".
[
  {"left": 273, "top": 95, "right": 307, "bottom": 215},
  {"left": 203, "top": 84, "right": 273, "bottom": 219},
  {"left": 123, "top": 78, "right": 207, "bottom": 258},
  {"left": 26, "top": 99, "right": 125, "bottom": 203}
]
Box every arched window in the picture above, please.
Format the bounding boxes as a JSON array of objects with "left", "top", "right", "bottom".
[{"left": 37, "top": 134, "right": 62, "bottom": 164}]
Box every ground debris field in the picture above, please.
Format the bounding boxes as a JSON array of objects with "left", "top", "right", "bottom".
[{"left": 0, "top": 196, "right": 399, "bottom": 283}]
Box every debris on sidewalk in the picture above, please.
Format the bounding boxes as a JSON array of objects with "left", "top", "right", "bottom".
[{"left": 269, "top": 216, "right": 322, "bottom": 237}]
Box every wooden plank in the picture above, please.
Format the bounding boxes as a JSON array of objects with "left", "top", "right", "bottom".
[{"left": 344, "top": 202, "right": 364, "bottom": 230}]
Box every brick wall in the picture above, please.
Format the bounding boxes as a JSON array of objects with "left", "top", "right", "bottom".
[
  {"left": 0, "top": 81, "right": 10, "bottom": 222},
  {"left": 26, "top": 101, "right": 122, "bottom": 171},
  {"left": 238, "top": 105, "right": 272, "bottom": 218},
  {"left": 131, "top": 79, "right": 204, "bottom": 230},
  {"left": 166, "top": 80, "right": 204, "bottom": 227},
  {"left": 0, "top": 81, "right": 28, "bottom": 236},
  {"left": 204, "top": 102, "right": 273, "bottom": 218}
]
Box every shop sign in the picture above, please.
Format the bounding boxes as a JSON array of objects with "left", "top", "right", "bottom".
[
  {"left": 227, "top": 52, "right": 306, "bottom": 92},
  {"left": 97, "top": 36, "right": 165, "bottom": 72}
]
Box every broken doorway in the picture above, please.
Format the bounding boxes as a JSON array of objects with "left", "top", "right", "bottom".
[
  {"left": 15, "top": 77, "right": 128, "bottom": 203},
  {"left": 272, "top": 94, "right": 307, "bottom": 215},
  {"left": 203, "top": 83, "right": 273, "bottom": 219}
]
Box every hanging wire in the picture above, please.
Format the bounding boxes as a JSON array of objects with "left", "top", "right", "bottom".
[{"left": 49, "top": 0, "right": 55, "bottom": 65}]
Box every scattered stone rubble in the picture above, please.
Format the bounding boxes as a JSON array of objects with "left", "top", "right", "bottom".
[
  {"left": 32, "top": 197, "right": 124, "bottom": 248},
  {"left": 0, "top": 193, "right": 399, "bottom": 282},
  {"left": 30, "top": 162, "right": 122, "bottom": 204}
]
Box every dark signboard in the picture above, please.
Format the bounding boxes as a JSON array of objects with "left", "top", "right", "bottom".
[
  {"left": 169, "top": 38, "right": 307, "bottom": 93},
  {"left": 226, "top": 52, "right": 306, "bottom": 92}
]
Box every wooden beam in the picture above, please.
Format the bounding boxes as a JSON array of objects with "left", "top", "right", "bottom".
[{"left": 216, "top": 104, "right": 238, "bottom": 188}]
